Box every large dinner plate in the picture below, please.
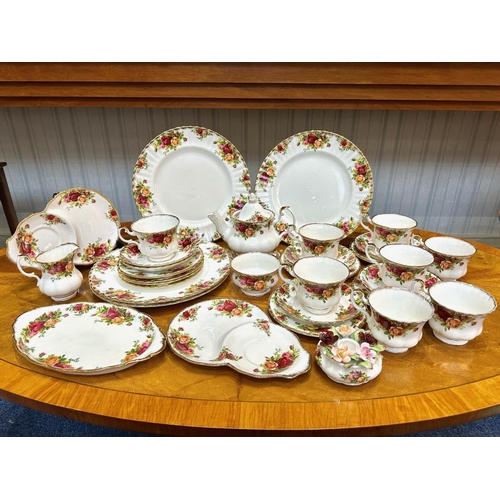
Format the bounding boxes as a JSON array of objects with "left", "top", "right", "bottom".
[
  {"left": 6, "top": 211, "right": 78, "bottom": 266},
  {"left": 13, "top": 302, "right": 166, "bottom": 375},
  {"left": 132, "top": 126, "right": 251, "bottom": 241},
  {"left": 44, "top": 187, "right": 121, "bottom": 266},
  {"left": 88, "top": 242, "right": 230, "bottom": 308},
  {"left": 167, "top": 299, "right": 310, "bottom": 379},
  {"left": 255, "top": 130, "right": 374, "bottom": 237}
]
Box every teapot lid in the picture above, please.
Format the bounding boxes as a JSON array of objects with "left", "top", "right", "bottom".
[{"left": 238, "top": 193, "right": 271, "bottom": 221}]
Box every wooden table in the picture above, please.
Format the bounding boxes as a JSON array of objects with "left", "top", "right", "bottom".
[{"left": 1, "top": 228, "right": 499, "bottom": 436}]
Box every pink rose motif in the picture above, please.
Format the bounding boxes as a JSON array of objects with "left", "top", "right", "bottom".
[
  {"left": 137, "top": 341, "right": 151, "bottom": 355},
  {"left": 306, "top": 133, "right": 318, "bottom": 144},
  {"left": 28, "top": 321, "right": 46, "bottom": 336},
  {"left": 222, "top": 143, "right": 233, "bottom": 155},
  {"left": 103, "top": 307, "right": 121, "bottom": 319},
  {"left": 161, "top": 135, "right": 172, "bottom": 147},
  {"left": 67, "top": 191, "right": 80, "bottom": 202},
  {"left": 277, "top": 355, "right": 294, "bottom": 369}
]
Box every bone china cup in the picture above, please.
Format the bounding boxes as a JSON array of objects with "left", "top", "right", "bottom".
[
  {"left": 119, "top": 214, "right": 179, "bottom": 262},
  {"left": 423, "top": 236, "right": 476, "bottom": 281},
  {"left": 428, "top": 281, "right": 497, "bottom": 345},
  {"left": 279, "top": 256, "right": 349, "bottom": 314},
  {"left": 231, "top": 252, "right": 280, "bottom": 297},
  {"left": 366, "top": 243, "right": 434, "bottom": 290},
  {"left": 360, "top": 213, "right": 420, "bottom": 249},
  {"left": 288, "top": 222, "right": 345, "bottom": 258},
  {"left": 351, "top": 287, "right": 434, "bottom": 353}
]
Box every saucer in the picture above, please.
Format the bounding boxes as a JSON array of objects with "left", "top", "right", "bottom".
[
  {"left": 352, "top": 264, "right": 440, "bottom": 295},
  {"left": 268, "top": 290, "right": 365, "bottom": 338},
  {"left": 119, "top": 243, "right": 197, "bottom": 270},
  {"left": 281, "top": 244, "right": 361, "bottom": 278},
  {"left": 350, "top": 232, "right": 381, "bottom": 263},
  {"left": 275, "top": 281, "right": 360, "bottom": 326}
]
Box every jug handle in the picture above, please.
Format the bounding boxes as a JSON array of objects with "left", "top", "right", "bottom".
[{"left": 16, "top": 255, "right": 41, "bottom": 284}]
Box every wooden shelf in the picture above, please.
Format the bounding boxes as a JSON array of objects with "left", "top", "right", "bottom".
[{"left": 1, "top": 62, "right": 500, "bottom": 110}]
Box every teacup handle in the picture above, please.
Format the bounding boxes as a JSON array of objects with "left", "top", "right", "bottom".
[
  {"left": 278, "top": 263, "right": 295, "bottom": 283},
  {"left": 410, "top": 234, "right": 423, "bottom": 246},
  {"left": 119, "top": 226, "right": 137, "bottom": 245},
  {"left": 365, "top": 242, "right": 381, "bottom": 263},
  {"left": 16, "top": 255, "right": 41, "bottom": 284},
  {"left": 410, "top": 278, "right": 426, "bottom": 294},
  {"left": 359, "top": 213, "right": 373, "bottom": 233},
  {"left": 350, "top": 287, "right": 370, "bottom": 318}
]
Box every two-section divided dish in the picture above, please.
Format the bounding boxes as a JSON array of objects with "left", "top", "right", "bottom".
[
  {"left": 13, "top": 302, "right": 166, "bottom": 375},
  {"left": 167, "top": 298, "right": 310, "bottom": 379},
  {"left": 255, "top": 130, "right": 374, "bottom": 237},
  {"left": 132, "top": 126, "right": 251, "bottom": 241}
]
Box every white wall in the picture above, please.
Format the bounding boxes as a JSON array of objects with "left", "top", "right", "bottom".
[{"left": 1, "top": 107, "right": 499, "bottom": 246}]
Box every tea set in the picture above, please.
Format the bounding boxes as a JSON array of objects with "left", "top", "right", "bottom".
[{"left": 7, "top": 127, "right": 498, "bottom": 384}]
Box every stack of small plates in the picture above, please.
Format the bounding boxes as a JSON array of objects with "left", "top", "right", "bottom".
[{"left": 118, "top": 243, "right": 204, "bottom": 288}]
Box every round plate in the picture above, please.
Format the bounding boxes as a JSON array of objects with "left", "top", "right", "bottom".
[
  {"left": 255, "top": 130, "right": 373, "bottom": 237},
  {"left": 131, "top": 126, "right": 251, "bottom": 241},
  {"left": 6, "top": 211, "right": 77, "bottom": 266},
  {"left": 44, "top": 187, "right": 120, "bottom": 266}
]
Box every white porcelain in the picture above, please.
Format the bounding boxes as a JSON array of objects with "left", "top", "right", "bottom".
[
  {"left": 89, "top": 242, "right": 230, "bottom": 308},
  {"left": 167, "top": 300, "right": 310, "bottom": 378},
  {"left": 255, "top": 130, "right": 373, "bottom": 239},
  {"left": 16, "top": 242, "right": 83, "bottom": 301},
  {"left": 44, "top": 187, "right": 120, "bottom": 265},
  {"left": 13, "top": 302, "right": 165, "bottom": 375},
  {"left": 423, "top": 236, "right": 476, "bottom": 281},
  {"left": 315, "top": 326, "right": 384, "bottom": 386},
  {"left": 350, "top": 232, "right": 380, "bottom": 263},
  {"left": 7, "top": 212, "right": 77, "bottom": 267},
  {"left": 119, "top": 242, "right": 198, "bottom": 271},
  {"left": 352, "top": 287, "right": 434, "bottom": 353},
  {"left": 279, "top": 256, "right": 349, "bottom": 314},
  {"left": 360, "top": 213, "right": 420, "bottom": 249},
  {"left": 231, "top": 252, "right": 280, "bottom": 296},
  {"left": 119, "top": 214, "right": 180, "bottom": 262},
  {"left": 428, "top": 281, "right": 497, "bottom": 345},
  {"left": 287, "top": 222, "right": 345, "bottom": 258},
  {"left": 268, "top": 289, "right": 366, "bottom": 338},
  {"left": 275, "top": 280, "right": 360, "bottom": 326},
  {"left": 132, "top": 126, "right": 251, "bottom": 242},
  {"left": 353, "top": 264, "right": 440, "bottom": 296},
  {"left": 282, "top": 243, "right": 361, "bottom": 278},
  {"left": 208, "top": 193, "right": 295, "bottom": 254},
  {"left": 366, "top": 243, "right": 434, "bottom": 291}
]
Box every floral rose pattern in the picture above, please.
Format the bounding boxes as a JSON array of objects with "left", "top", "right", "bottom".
[
  {"left": 80, "top": 238, "right": 113, "bottom": 263},
  {"left": 36, "top": 352, "right": 81, "bottom": 370},
  {"left": 226, "top": 195, "right": 250, "bottom": 217},
  {"left": 133, "top": 180, "right": 154, "bottom": 215},
  {"left": 253, "top": 345, "right": 299, "bottom": 375},
  {"left": 303, "top": 237, "right": 336, "bottom": 256},
  {"left": 19, "top": 309, "right": 67, "bottom": 343},
  {"left": 209, "top": 299, "right": 253, "bottom": 318},
  {"left": 431, "top": 253, "right": 467, "bottom": 272},
  {"left": 433, "top": 304, "right": 477, "bottom": 331},
  {"left": 143, "top": 228, "right": 176, "bottom": 249},
  {"left": 235, "top": 272, "right": 275, "bottom": 293},
  {"left": 335, "top": 217, "right": 358, "bottom": 235},
  {"left": 213, "top": 346, "right": 242, "bottom": 362},
  {"left": 153, "top": 130, "right": 186, "bottom": 152},
  {"left": 372, "top": 311, "right": 419, "bottom": 339},
  {"left": 134, "top": 152, "right": 148, "bottom": 172},
  {"left": 58, "top": 188, "right": 96, "bottom": 208},
  {"left": 16, "top": 224, "right": 39, "bottom": 259},
  {"left": 337, "top": 136, "right": 355, "bottom": 151},
  {"left": 178, "top": 227, "right": 201, "bottom": 251},
  {"left": 256, "top": 159, "right": 277, "bottom": 190},
  {"left": 122, "top": 333, "right": 154, "bottom": 363},
  {"left": 192, "top": 127, "right": 212, "bottom": 140},
  {"left": 296, "top": 131, "right": 332, "bottom": 151},
  {"left": 94, "top": 305, "right": 135, "bottom": 326},
  {"left": 374, "top": 226, "right": 409, "bottom": 245},
  {"left": 67, "top": 303, "right": 95, "bottom": 315},
  {"left": 41, "top": 213, "right": 65, "bottom": 225},
  {"left": 178, "top": 306, "right": 201, "bottom": 322},
  {"left": 39, "top": 255, "right": 76, "bottom": 281},
  {"left": 213, "top": 137, "right": 241, "bottom": 167},
  {"left": 169, "top": 327, "right": 201, "bottom": 358}
]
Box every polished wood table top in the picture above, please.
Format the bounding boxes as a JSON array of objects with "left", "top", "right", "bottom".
[{"left": 1, "top": 228, "right": 499, "bottom": 436}]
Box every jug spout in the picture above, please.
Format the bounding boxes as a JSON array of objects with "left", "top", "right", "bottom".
[{"left": 208, "top": 211, "right": 232, "bottom": 240}]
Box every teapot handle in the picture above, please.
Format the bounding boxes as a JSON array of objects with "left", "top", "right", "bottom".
[{"left": 16, "top": 255, "right": 41, "bottom": 284}]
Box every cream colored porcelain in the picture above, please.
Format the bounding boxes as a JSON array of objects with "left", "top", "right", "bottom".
[
  {"left": 231, "top": 252, "right": 280, "bottom": 297},
  {"left": 208, "top": 193, "right": 294, "bottom": 254},
  {"left": 288, "top": 222, "right": 344, "bottom": 258},
  {"left": 279, "top": 256, "right": 349, "bottom": 314},
  {"left": 428, "top": 281, "right": 497, "bottom": 345},
  {"left": 366, "top": 243, "right": 434, "bottom": 291},
  {"left": 423, "top": 236, "right": 476, "bottom": 281},
  {"left": 16, "top": 242, "right": 83, "bottom": 301},
  {"left": 360, "top": 213, "right": 420, "bottom": 249},
  {"left": 352, "top": 286, "right": 433, "bottom": 353},
  {"left": 119, "top": 214, "right": 179, "bottom": 262}
]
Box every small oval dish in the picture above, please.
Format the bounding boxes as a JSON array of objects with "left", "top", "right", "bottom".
[{"left": 12, "top": 302, "right": 166, "bottom": 375}]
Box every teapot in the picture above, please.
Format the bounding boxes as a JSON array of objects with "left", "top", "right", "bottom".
[
  {"left": 208, "top": 193, "right": 295, "bottom": 254},
  {"left": 16, "top": 242, "right": 83, "bottom": 301}
]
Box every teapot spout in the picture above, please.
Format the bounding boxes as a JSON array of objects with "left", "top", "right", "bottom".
[{"left": 208, "top": 211, "right": 232, "bottom": 240}]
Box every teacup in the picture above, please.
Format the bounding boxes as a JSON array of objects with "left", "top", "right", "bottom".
[
  {"left": 119, "top": 214, "right": 179, "bottom": 262},
  {"left": 351, "top": 286, "right": 434, "bottom": 353},
  {"left": 428, "top": 281, "right": 497, "bottom": 345},
  {"left": 423, "top": 236, "right": 476, "bottom": 281},
  {"left": 287, "top": 223, "right": 344, "bottom": 258},
  {"left": 366, "top": 243, "right": 434, "bottom": 291},
  {"left": 279, "top": 256, "right": 349, "bottom": 314},
  {"left": 231, "top": 252, "right": 280, "bottom": 297},
  {"left": 360, "top": 213, "right": 420, "bottom": 249}
]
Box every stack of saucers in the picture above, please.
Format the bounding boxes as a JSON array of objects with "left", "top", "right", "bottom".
[{"left": 118, "top": 243, "right": 204, "bottom": 288}]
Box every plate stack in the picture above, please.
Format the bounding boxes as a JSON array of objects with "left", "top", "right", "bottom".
[{"left": 118, "top": 243, "right": 204, "bottom": 288}]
